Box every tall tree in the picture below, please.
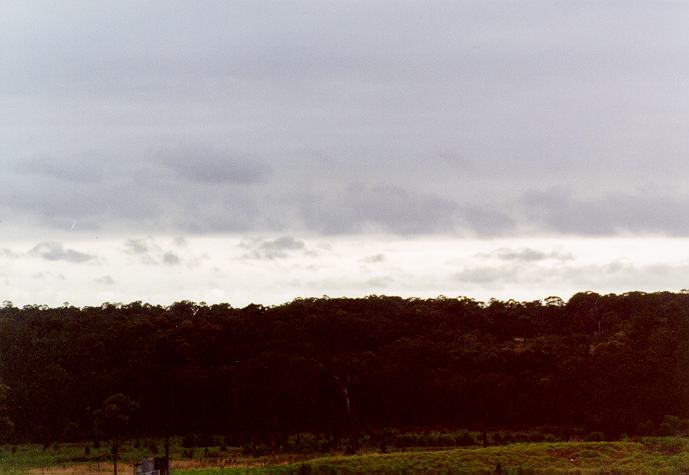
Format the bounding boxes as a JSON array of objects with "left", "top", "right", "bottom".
[{"left": 94, "top": 393, "right": 138, "bottom": 475}]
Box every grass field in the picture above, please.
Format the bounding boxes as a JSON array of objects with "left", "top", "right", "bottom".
[
  {"left": 173, "top": 438, "right": 689, "bottom": 474},
  {"left": 4, "top": 438, "right": 689, "bottom": 474}
]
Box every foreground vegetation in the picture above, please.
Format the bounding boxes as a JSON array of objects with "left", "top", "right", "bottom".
[
  {"left": 178, "top": 439, "right": 689, "bottom": 474},
  {"left": 5, "top": 438, "right": 689, "bottom": 474},
  {"left": 0, "top": 438, "right": 298, "bottom": 473}
]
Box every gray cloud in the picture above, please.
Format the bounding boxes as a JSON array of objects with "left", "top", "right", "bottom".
[
  {"left": 366, "top": 276, "right": 394, "bottom": 288},
  {"left": 520, "top": 189, "right": 689, "bottom": 235},
  {"left": 485, "top": 247, "right": 573, "bottom": 262},
  {"left": 0, "top": 249, "right": 20, "bottom": 259},
  {"left": 29, "top": 242, "right": 95, "bottom": 263},
  {"left": 3, "top": 2, "right": 689, "bottom": 237},
  {"left": 162, "top": 251, "right": 181, "bottom": 265},
  {"left": 299, "top": 184, "right": 462, "bottom": 234},
  {"left": 243, "top": 236, "right": 307, "bottom": 260},
  {"left": 298, "top": 183, "right": 516, "bottom": 235},
  {"left": 451, "top": 257, "right": 689, "bottom": 297},
  {"left": 362, "top": 254, "right": 385, "bottom": 264},
  {"left": 455, "top": 265, "right": 519, "bottom": 285},
  {"left": 32, "top": 271, "right": 66, "bottom": 281},
  {"left": 124, "top": 238, "right": 185, "bottom": 265},
  {"left": 95, "top": 275, "right": 116, "bottom": 285},
  {"left": 124, "top": 239, "right": 149, "bottom": 255},
  {"left": 156, "top": 148, "right": 270, "bottom": 184},
  {"left": 11, "top": 153, "right": 109, "bottom": 184}
]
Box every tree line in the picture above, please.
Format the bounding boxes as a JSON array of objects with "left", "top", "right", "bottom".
[{"left": 1, "top": 291, "right": 689, "bottom": 446}]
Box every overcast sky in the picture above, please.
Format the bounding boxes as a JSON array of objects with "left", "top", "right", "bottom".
[{"left": 3, "top": 1, "right": 689, "bottom": 306}]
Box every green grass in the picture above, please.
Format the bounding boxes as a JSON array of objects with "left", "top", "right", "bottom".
[
  {"left": 175, "top": 438, "right": 689, "bottom": 474},
  {"left": 5, "top": 438, "right": 689, "bottom": 474},
  {"left": 0, "top": 440, "right": 304, "bottom": 474},
  {"left": 0, "top": 441, "right": 163, "bottom": 473}
]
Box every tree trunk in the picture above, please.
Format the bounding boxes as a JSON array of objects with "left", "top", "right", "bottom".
[
  {"left": 333, "top": 375, "right": 358, "bottom": 453},
  {"left": 164, "top": 434, "right": 170, "bottom": 475},
  {"left": 271, "top": 414, "right": 279, "bottom": 454},
  {"left": 112, "top": 438, "right": 118, "bottom": 475},
  {"left": 343, "top": 385, "right": 358, "bottom": 452}
]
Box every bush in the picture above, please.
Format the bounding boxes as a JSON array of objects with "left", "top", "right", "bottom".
[
  {"left": 253, "top": 444, "right": 271, "bottom": 456},
  {"left": 659, "top": 415, "right": 681, "bottom": 436},
  {"left": 181, "top": 449, "right": 194, "bottom": 459},
  {"left": 318, "top": 436, "right": 331, "bottom": 452},
  {"left": 182, "top": 433, "right": 218, "bottom": 448},
  {"left": 148, "top": 441, "right": 159, "bottom": 454},
  {"left": 457, "top": 431, "right": 475, "bottom": 446},
  {"left": 223, "top": 434, "right": 244, "bottom": 447},
  {"left": 196, "top": 433, "right": 217, "bottom": 447},
  {"left": 584, "top": 431, "right": 604, "bottom": 442},
  {"left": 296, "top": 464, "right": 312, "bottom": 475},
  {"left": 182, "top": 434, "right": 197, "bottom": 448},
  {"left": 285, "top": 433, "right": 321, "bottom": 454},
  {"left": 638, "top": 420, "right": 655, "bottom": 435},
  {"left": 62, "top": 422, "right": 80, "bottom": 442}
]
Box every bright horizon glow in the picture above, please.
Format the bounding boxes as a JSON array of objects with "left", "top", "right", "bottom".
[{"left": 2, "top": 234, "right": 688, "bottom": 308}]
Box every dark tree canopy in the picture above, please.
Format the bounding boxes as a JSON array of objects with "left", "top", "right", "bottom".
[
  {"left": 0, "top": 381, "right": 13, "bottom": 443},
  {"left": 1, "top": 292, "right": 689, "bottom": 443}
]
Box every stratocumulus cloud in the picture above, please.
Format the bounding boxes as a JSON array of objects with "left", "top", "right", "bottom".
[
  {"left": 3, "top": 1, "right": 689, "bottom": 305},
  {"left": 29, "top": 242, "right": 95, "bottom": 263},
  {"left": 2, "top": 1, "right": 689, "bottom": 236}
]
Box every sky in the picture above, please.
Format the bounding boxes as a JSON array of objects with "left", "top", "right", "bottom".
[{"left": 3, "top": 0, "right": 689, "bottom": 307}]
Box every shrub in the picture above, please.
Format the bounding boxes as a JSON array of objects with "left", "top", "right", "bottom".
[
  {"left": 62, "top": 422, "right": 80, "bottom": 442},
  {"left": 223, "top": 434, "right": 244, "bottom": 447},
  {"left": 659, "top": 415, "right": 681, "bottom": 436},
  {"left": 182, "top": 434, "right": 197, "bottom": 448},
  {"left": 457, "top": 431, "right": 475, "bottom": 446},
  {"left": 638, "top": 420, "right": 655, "bottom": 435},
  {"left": 196, "top": 433, "right": 216, "bottom": 447},
  {"left": 584, "top": 431, "right": 604, "bottom": 442},
  {"left": 253, "top": 444, "right": 271, "bottom": 456},
  {"left": 181, "top": 449, "right": 194, "bottom": 458},
  {"left": 318, "top": 436, "right": 331, "bottom": 452},
  {"left": 285, "top": 433, "right": 321, "bottom": 454},
  {"left": 148, "top": 441, "right": 158, "bottom": 454},
  {"left": 296, "top": 463, "right": 312, "bottom": 475}
]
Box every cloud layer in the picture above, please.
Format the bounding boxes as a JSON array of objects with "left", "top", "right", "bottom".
[{"left": 3, "top": 1, "right": 689, "bottom": 237}]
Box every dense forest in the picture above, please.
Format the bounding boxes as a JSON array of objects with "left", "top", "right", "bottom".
[{"left": 2, "top": 292, "right": 689, "bottom": 447}]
